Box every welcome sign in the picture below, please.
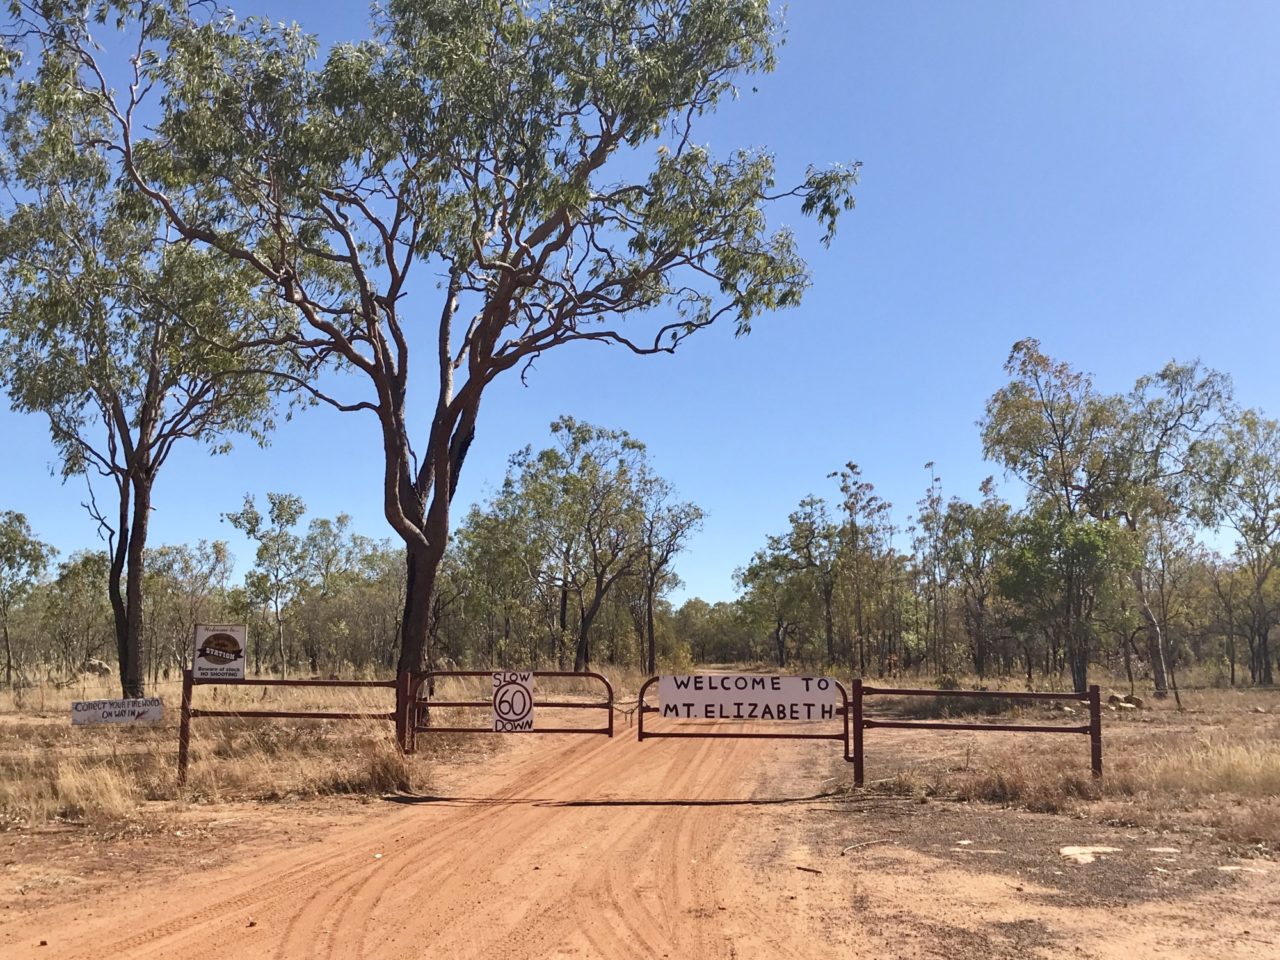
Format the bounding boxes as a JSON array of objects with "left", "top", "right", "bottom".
[{"left": 657, "top": 675, "right": 838, "bottom": 721}]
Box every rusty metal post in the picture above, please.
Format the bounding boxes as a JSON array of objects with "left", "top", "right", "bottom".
[
  {"left": 177, "top": 668, "right": 193, "bottom": 787},
  {"left": 838, "top": 682, "right": 852, "bottom": 763},
  {"left": 852, "top": 677, "right": 865, "bottom": 787},
  {"left": 396, "top": 671, "right": 415, "bottom": 754},
  {"left": 1088, "top": 684, "right": 1102, "bottom": 778},
  {"left": 603, "top": 675, "right": 614, "bottom": 738},
  {"left": 394, "top": 671, "right": 405, "bottom": 751},
  {"left": 636, "top": 677, "right": 658, "bottom": 742}
]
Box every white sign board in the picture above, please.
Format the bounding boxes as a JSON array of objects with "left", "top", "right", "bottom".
[
  {"left": 492, "top": 671, "right": 534, "bottom": 732},
  {"left": 657, "top": 675, "right": 838, "bottom": 721},
  {"left": 192, "top": 624, "right": 248, "bottom": 680},
  {"left": 71, "top": 697, "right": 164, "bottom": 725}
]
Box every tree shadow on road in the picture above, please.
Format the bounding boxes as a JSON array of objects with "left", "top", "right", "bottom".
[{"left": 385, "top": 791, "right": 848, "bottom": 808}]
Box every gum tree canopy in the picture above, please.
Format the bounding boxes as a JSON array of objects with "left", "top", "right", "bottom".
[
  {"left": 4, "top": 1, "right": 858, "bottom": 703},
  {"left": 0, "top": 11, "right": 286, "bottom": 696}
]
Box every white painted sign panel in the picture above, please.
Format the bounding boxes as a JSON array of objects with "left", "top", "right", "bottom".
[
  {"left": 71, "top": 697, "right": 164, "bottom": 725},
  {"left": 192, "top": 624, "right": 248, "bottom": 680},
  {"left": 492, "top": 671, "right": 534, "bottom": 732},
  {"left": 657, "top": 675, "right": 838, "bottom": 721}
]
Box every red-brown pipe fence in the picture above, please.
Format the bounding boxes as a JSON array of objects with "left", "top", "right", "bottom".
[
  {"left": 849, "top": 680, "right": 1102, "bottom": 787},
  {"left": 175, "top": 670, "right": 1102, "bottom": 791},
  {"left": 176, "top": 669, "right": 400, "bottom": 785}
]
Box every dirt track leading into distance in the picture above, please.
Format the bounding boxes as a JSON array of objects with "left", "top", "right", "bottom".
[{"left": 3, "top": 726, "right": 1278, "bottom": 960}]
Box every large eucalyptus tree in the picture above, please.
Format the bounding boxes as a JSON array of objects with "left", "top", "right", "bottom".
[
  {"left": 4, "top": 2, "right": 857, "bottom": 725},
  {"left": 0, "top": 55, "right": 286, "bottom": 694}
]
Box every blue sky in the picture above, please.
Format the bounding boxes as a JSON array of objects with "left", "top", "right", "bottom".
[{"left": 3, "top": 1, "right": 1280, "bottom": 602}]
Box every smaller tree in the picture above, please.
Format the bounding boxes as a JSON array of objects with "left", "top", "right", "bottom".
[
  {"left": 43, "top": 550, "right": 114, "bottom": 679},
  {"left": 224, "top": 494, "right": 308, "bottom": 677},
  {"left": 941, "top": 479, "right": 1011, "bottom": 679},
  {"left": 0, "top": 99, "right": 287, "bottom": 696},
  {"left": 144, "top": 539, "right": 233, "bottom": 677},
  {"left": 1199, "top": 411, "right": 1280, "bottom": 685},
  {"left": 768, "top": 496, "right": 839, "bottom": 666},
  {"left": 299, "top": 514, "right": 355, "bottom": 672},
  {"left": 737, "top": 548, "right": 809, "bottom": 668},
  {"left": 502, "top": 418, "right": 650, "bottom": 672},
  {"left": 0, "top": 511, "right": 55, "bottom": 686},
  {"left": 637, "top": 478, "right": 703, "bottom": 674},
  {"left": 831, "top": 463, "right": 892, "bottom": 674},
  {"left": 999, "top": 510, "right": 1130, "bottom": 691}
]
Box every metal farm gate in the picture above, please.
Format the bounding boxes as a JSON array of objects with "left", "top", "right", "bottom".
[{"left": 407, "top": 670, "right": 614, "bottom": 753}]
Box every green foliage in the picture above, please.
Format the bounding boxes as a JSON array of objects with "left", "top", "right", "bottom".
[
  {"left": 224, "top": 493, "right": 308, "bottom": 675},
  {"left": 0, "top": 0, "right": 858, "bottom": 671},
  {"left": 452, "top": 416, "right": 698, "bottom": 670},
  {"left": 41, "top": 550, "right": 114, "bottom": 674},
  {"left": 1196, "top": 411, "right": 1280, "bottom": 683},
  {"left": 0, "top": 511, "right": 56, "bottom": 683},
  {"left": 0, "top": 1, "right": 296, "bottom": 692},
  {"left": 981, "top": 338, "right": 1230, "bottom": 691},
  {"left": 0, "top": 511, "right": 53, "bottom": 609}
]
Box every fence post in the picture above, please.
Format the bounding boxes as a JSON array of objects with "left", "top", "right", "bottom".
[
  {"left": 606, "top": 680, "right": 614, "bottom": 739},
  {"left": 177, "top": 668, "right": 193, "bottom": 787},
  {"left": 852, "top": 677, "right": 865, "bottom": 787},
  {"left": 1088, "top": 684, "right": 1102, "bottom": 778},
  {"left": 636, "top": 680, "right": 649, "bottom": 742},
  {"left": 396, "top": 671, "right": 415, "bottom": 754}
]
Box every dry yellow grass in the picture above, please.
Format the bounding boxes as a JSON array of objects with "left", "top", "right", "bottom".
[
  {"left": 0, "top": 674, "right": 452, "bottom": 830},
  {"left": 1142, "top": 735, "right": 1280, "bottom": 797},
  {"left": 0, "top": 667, "right": 628, "bottom": 828},
  {"left": 857, "top": 681, "right": 1280, "bottom": 847},
  {"left": 0, "top": 751, "right": 142, "bottom": 828},
  {"left": 6, "top": 671, "right": 1279, "bottom": 846}
]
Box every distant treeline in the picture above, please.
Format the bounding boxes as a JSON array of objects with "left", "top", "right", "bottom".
[{"left": 4, "top": 341, "right": 1279, "bottom": 697}]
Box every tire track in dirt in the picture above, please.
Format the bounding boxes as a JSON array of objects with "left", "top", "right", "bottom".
[
  {"left": 51, "top": 736, "right": 614, "bottom": 960},
  {"left": 12, "top": 715, "right": 1280, "bottom": 960},
  {"left": 249, "top": 731, "right": 642, "bottom": 960},
  {"left": 269, "top": 737, "right": 621, "bottom": 960},
  {"left": 354, "top": 733, "right": 716, "bottom": 960},
  {"left": 340, "top": 733, "right": 635, "bottom": 956},
  {"left": 264, "top": 733, "right": 629, "bottom": 960},
  {"left": 11, "top": 724, "right": 854, "bottom": 960},
  {"left": 546, "top": 736, "right": 724, "bottom": 960}
]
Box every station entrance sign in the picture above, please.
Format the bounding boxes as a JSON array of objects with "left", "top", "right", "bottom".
[
  {"left": 657, "top": 675, "right": 838, "bottom": 721},
  {"left": 192, "top": 624, "right": 247, "bottom": 680}
]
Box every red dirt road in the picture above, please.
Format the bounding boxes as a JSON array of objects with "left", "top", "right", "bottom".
[{"left": 3, "top": 730, "right": 1277, "bottom": 959}]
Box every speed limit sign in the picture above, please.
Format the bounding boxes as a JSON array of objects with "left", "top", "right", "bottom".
[{"left": 492, "top": 671, "right": 534, "bottom": 732}]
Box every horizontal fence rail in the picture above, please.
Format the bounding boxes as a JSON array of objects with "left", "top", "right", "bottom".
[
  {"left": 408, "top": 670, "right": 614, "bottom": 753},
  {"left": 850, "top": 680, "right": 1102, "bottom": 787},
  {"left": 636, "top": 676, "right": 853, "bottom": 763},
  {"left": 177, "top": 670, "right": 399, "bottom": 785}
]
